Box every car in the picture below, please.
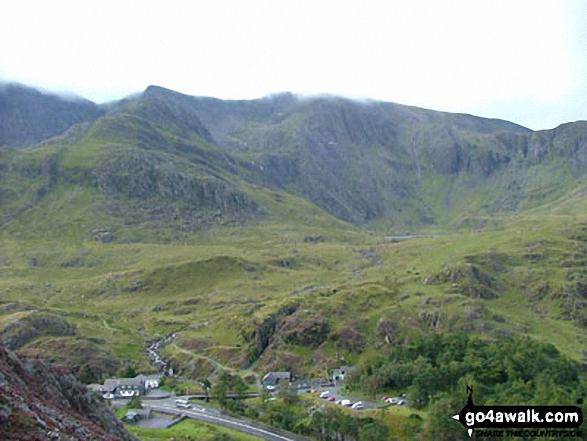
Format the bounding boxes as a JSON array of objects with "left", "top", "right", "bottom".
[
  {"left": 398, "top": 399, "right": 407, "bottom": 406},
  {"left": 102, "top": 393, "right": 114, "bottom": 400},
  {"left": 351, "top": 401, "right": 364, "bottom": 410},
  {"left": 341, "top": 399, "right": 352, "bottom": 406},
  {"left": 266, "top": 385, "right": 276, "bottom": 391},
  {"left": 327, "top": 396, "right": 336, "bottom": 402},
  {"left": 386, "top": 397, "right": 400, "bottom": 404},
  {"left": 175, "top": 399, "right": 192, "bottom": 409},
  {"left": 319, "top": 391, "right": 330, "bottom": 399},
  {"left": 381, "top": 395, "right": 389, "bottom": 401}
]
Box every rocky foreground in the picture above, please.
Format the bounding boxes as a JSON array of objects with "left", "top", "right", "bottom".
[{"left": 0, "top": 345, "right": 136, "bottom": 441}]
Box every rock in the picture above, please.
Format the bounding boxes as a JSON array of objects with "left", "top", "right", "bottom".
[{"left": 0, "top": 345, "right": 137, "bottom": 440}]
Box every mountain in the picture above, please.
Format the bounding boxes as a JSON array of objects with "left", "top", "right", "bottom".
[
  {"left": 122, "top": 87, "right": 587, "bottom": 231},
  {"left": 3, "top": 84, "right": 586, "bottom": 232},
  {"left": 0, "top": 83, "right": 104, "bottom": 148},
  {"left": 1, "top": 83, "right": 586, "bottom": 439}
]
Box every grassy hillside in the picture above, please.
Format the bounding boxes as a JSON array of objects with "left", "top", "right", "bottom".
[{"left": 1, "top": 85, "right": 586, "bottom": 439}]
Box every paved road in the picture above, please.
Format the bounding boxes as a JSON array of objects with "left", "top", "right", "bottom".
[{"left": 146, "top": 399, "right": 310, "bottom": 441}]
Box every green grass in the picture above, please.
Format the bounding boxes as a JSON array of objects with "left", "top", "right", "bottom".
[{"left": 126, "top": 418, "right": 264, "bottom": 441}]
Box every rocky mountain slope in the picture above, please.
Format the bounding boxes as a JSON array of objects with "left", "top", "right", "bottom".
[
  {"left": 2, "top": 84, "right": 587, "bottom": 234},
  {"left": 183, "top": 88, "right": 587, "bottom": 228},
  {"left": 0, "top": 345, "right": 136, "bottom": 440}
]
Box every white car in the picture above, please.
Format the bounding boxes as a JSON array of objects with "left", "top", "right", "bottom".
[
  {"left": 341, "top": 399, "right": 352, "bottom": 406},
  {"left": 351, "top": 401, "right": 364, "bottom": 410},
  {"left": 319, "top": 391, "right": 330, "bottom": 399},
  {"left": 175, "top": 399, "right": 192, "bottom": 408}
]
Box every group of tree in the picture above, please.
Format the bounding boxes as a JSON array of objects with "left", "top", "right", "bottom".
[
  {"left": 304, "top": 407, "right": 389, "bottom": 441},
  {"left": 345, "top": 333, "right": 585, "bottom": 438},
  {"left": 211, "top": 373, "right": 248, "bottom": 412}
]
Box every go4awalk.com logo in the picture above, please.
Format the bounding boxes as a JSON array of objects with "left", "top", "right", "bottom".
[{"left": 452, "top": 386, "right": 584, "bottom": 438}]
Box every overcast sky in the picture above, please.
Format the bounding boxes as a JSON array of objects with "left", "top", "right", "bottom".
[{"left": 1, "top": 0, "right": 585, "bottom": 130}]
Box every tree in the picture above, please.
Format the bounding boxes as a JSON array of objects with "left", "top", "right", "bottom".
[
  {"left": 199, "top": 378, "right": 212, "bottom": 402},
  {"left": 124, "top": 365, "right": 137, "bottom": 378},
  {"left": 426, "top": 395, "right": 464, "bottom": 441},
  {"left": 359, "top": 420, "right": 389, "bottom": 441},
  {"left": 212, "top": 373, "right": 247, "bottom": 409},
  {"left": 399, "top": 413, "right": 423, "bottom": 440},
  {"left": 126, "top": 395, "right": 142, "bottom": 409}
]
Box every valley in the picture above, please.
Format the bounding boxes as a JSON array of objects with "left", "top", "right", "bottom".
[{"left": 1, "top": 83, "right": 586, "bottom": 439}]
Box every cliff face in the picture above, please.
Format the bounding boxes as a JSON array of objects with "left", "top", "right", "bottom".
[{"left": 0, "top": 345, "right": 136, "bottom": 441}]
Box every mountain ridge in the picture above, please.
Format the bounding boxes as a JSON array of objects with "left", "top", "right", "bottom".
[{"left": 2, "top": 83, "right": 587, "bottom": 231}]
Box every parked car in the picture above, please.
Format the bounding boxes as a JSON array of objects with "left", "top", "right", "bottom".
[
  {"left": 386, "top": 397, "right": 400, "bottom": 404},
  {"left": 398, "top": 399, "right": 407, "bottom": 406},
  {"left": 341, "top": 399, "right": 352, "bottom": 406},
  {"left": 175, "top": 399, "right": 192, "bottom": 409},
  {"left": 319, "top": 391, "right": 330, "bottom": 399},
  {"left": 327, "top": 396, "right": 336, "bottom": 402},
  {"left": 351, "top": 401, "right": 364, "bottom": 410}
]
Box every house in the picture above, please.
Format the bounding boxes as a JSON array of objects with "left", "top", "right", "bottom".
[
  {"left": 262, "top": 372, "right": 291, "bottom": 386},
  {"left": 88, "top": 373, "right": 164, "bottom": 397},
  {"left": 330, "top": 366, "right": 354, "bottom": 382},
  {"left": 134, "top": 374, "right": 162, "bottom": 389},
  {"left": 102, "top": 377, "right": 145, "bottom": 397}
]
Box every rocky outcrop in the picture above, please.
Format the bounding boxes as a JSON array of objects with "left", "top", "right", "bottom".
[
  {"left": 245, "top": 303, "right": 298, "bottom": 365},
  {"left": 423, "top": 263, "right": 503, "bottom": 300},
  {"left": 1, "top": 313, "right": 76, "bottom": 350},
  {"left": 0, "top": 345, "right": 137, "bottom": 440},
  {"left": 279, "top": 314, "right": 329, "bottom": 348},
  {"left": 93, "top": 147, "right": 262, "bottom": 225}
]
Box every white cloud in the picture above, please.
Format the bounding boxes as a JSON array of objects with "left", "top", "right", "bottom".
[{"left": 0, "top": 0, "right": 585, "bottom": 129}]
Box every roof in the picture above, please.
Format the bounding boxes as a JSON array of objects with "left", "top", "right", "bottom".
[
  {"left": 263, "top": 372, "right": 291, "bottom": 382},
  {"left": 103, "top": 378, "right": 144, "bottom": 391},
  {"left": 135, "top": 374, "right": 163, "bottom": 382},
  {"left": 332, "top": 366, "right": 354, "bottom": 374}
]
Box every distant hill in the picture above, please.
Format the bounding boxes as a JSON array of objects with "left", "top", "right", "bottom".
[{"left": 0, "top": 83, "right": 104, "bottom": 148}]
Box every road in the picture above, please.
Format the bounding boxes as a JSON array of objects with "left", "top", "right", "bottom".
[{"left": 144, "top": 398, "right": 310, "bottom": 441}]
